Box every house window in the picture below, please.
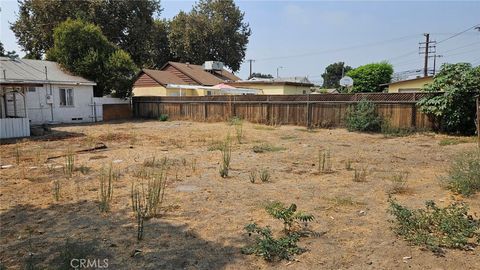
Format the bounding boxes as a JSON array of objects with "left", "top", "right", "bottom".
[
  {"left": 59, "top": 88, "right": 74, "bottom": 106},
  {"left": 28, "top": 87, "right": 36, "bottom": 92},
  {"left": 206, "top": 90, "right": 212, "bottom": 96}
]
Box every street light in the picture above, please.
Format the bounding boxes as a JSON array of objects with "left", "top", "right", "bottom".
[{"left": 276, "top": 66, "right": 284, "bottom": 78}]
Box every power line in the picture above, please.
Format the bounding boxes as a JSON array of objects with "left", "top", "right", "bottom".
[
  {"left": 252, "top": 34, "right": 420, "bottom": 62},
  {"left": 440, "top": 41, "right": 480, "bottom": 54},
  {"left": 437, "top": 23, "right": 480, "bottom": 44}
]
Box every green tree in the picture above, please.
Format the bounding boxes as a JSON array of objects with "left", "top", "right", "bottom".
[
  {"left": 169, "top": 0, "right": 251, "bottom": 72},
  {"left": 417, "top": 63, "right": 480, "bottom": 135},
  {"left": 0, "top": 41, "right": 5, "bottom": 56},
  {"left": 47, "top": 19, "right": 137, "bottom": 97},
  {"left": 248, "top": 72, "right": 274, "bottom": 79},
  {"left": 144, "top": 19, "right": 173, "bottom": 69},
  {"left": 321, "top": 62, "right": 352, "bottom": 88},
  {"left": 11, "top": 0, "right": 161, "bottom": 66},
  {"left": 346, "top": 62, "right": 393, "bottom": 93}
]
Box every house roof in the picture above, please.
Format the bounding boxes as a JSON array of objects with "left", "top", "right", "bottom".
[
  {"left": 162, "top": 61, "right": 240, "bottom": 85},
  {"left": 0, "top": 57, "right": 96, "bottom": 86},
  {"left": 381, "top": 76, "right": 433, "bottom": 86},
  {"left": 228, "top": 78, "right": 314, "bottom": 87},
  {"left": 142, "top": 69, "right": 187, "bottom": 86}
]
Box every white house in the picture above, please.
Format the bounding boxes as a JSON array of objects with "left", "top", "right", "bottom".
[{"left": 1, "top": 57, "right": 96, "bottom": 127}]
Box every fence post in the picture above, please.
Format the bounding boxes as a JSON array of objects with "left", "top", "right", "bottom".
[
  {"left": 266, "top": 96, "right": 271, "bottom": 125},
  {"left": 204, "top": 101, "right": 207, "bottom": 121},
  {"left": 306, "top": 94, "right": 311, "bottom": 128}
]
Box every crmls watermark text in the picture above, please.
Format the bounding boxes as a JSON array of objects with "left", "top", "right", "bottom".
[{"left": 70, "top": 258, "right": 108, "bottom": 269}]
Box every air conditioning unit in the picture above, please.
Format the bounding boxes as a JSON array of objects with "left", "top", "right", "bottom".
[{"left": 203, "top": 61, "right": 224, "bottom": 71}]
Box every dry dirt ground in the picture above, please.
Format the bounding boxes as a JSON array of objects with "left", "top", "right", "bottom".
[{"left": 0, "top": 120, "right": 479, "bottom": 270}]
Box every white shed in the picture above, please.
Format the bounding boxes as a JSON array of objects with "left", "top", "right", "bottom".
[{"left": 0, "top": 57, "right": 96, "bottom": 133}]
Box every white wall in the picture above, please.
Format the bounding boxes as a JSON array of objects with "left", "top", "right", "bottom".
[
  {"left": 25, "top": 84, "right": 95, "bottom": 124},
  {"left": 92, "top": 97, "right": 130, "bottom": 122}
]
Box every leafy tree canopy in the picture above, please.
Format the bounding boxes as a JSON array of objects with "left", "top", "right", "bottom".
[
  {"left": 249, "top": 72, "right": 274, "bottom": 79},
  {"left": 169, "top": 0, "right": 251, "bottom": 72},
  {"left": 11, "top": 0, "right": 161, "bottom": 66},
  {"left": 47, "top": 19, "right": 138, "bottom": 98},
  {"left": 417, "top": 63, "right": 480, "bottom": 135},
  {"left": 346, "top": 62, "right": 393, "bottom": 93},
  {"left": 321, "top": 62, "right": 352, "bottom": 88}
]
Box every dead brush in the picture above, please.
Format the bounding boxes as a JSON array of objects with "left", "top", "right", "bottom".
[
  {"left": 14, "top": 144, "right": 21, "bottom": 165},
  {"left": 63, "top": 149, "right": 75, "bottom": 178},
  {"left": 143, "top": 156, "right": 168, "bottom": 168},
  {"left": 219, "top": 136, "right": 232, "bottom": 178},
  {"left": 318, "top": 149, "right": 333, "bottom": 173},
  {"left": 388, "top": 171, "right": 410, "bottom": 194},
  {"left": 131, "top": 166, "right": 168, "bottom": 241},
  {"left": 99, "top": 164, "right": 118, "bottom": 212},
  {"left": 353, "top": 166, "right": 368, "bottom": 182},
  {"left": 231, "top": 117, "right": 244, "bottom": 144},
  {"left": 52, "top": 179, "right": 61, "bottom": 202},
  {"left": 249, "top": 170, "right": 257, "bottom": 183},
  {"left": 344, "top": 159, "right": 353, "bottom": 171},
  {"left": 259, "top": 168, "right": 271, "bottom": 182}
]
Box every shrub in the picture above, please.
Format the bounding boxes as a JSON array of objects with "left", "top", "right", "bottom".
[
  {"left": 318, "top": 149, "right": 333, "bottom": 173},
  {"left": 345, "top": 99, "right": 382, "bottom": 132},
  {"left": 243, "top": 201, "right": 314, "bottom": 261},
  {"left": 219, "top": 136, "right": 232, "bottom": 178},
  {"left": 131, "top": 165, "right": 168, "bottom": 240},
  {"left": 381, "top": 120, "right": 414, "bottom": 137},
  {"left": 441, "top": 149, "right": 480, "bottom": 196},
  {"left": 52, "top": 179, "right": 61, "bottom": 201},
  {"left": 344, "top": 159, "right": 353, "bottom": 171},
  {"left": 265, "top": 201, "right": 314, "bottom": 233},
  {"left": 249, "top": 170, "right": 257, "bottom": 183},
  {"left": 252, "top": 143, "right": 285, "bottom": 153},
  {"left": 388, "top": 171, "right": 409, "bottom": 194},
  {"left": 63, "top": 150, "right": 75, "bottom": 178},
  {"left": 417, "top": 63, "right": 480, "bottom": 135},
  {"left": 99, "top": 165, "right": 117, "bottom": 212},
  {"left": 388, "top": 198, "right": 480, "bottom": 254},
  {"left": 158, "top": 114, "right": 169, "bottom": 121},
  {"left": 242, "top": 223, "right": 304, "bottom": 262},
  {"left": 259, "top": 168, "right": 270, "bottom": 182},
  {"left": 353, "top": 166, "right": 368, "bottom": 182}
]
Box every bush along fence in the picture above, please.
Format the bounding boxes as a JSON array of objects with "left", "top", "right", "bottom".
[{"left": 132, "top": 93, "right": 436, "bottom": 130}]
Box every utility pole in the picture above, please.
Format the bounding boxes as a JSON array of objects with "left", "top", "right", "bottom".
[
  {"left": 431, "top": 54, "right": 443, "bottom": 75},
  {"left": 276, "top": 66, "right": 284, "bottom": 78},
  {"left": 247, "top": 59, "right": 255, "bottom": 78},
  {"left": 419, "top": 33, "right": 436, "bottom": 77}
]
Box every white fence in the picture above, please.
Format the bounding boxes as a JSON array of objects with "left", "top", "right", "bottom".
[{"left": 0, "top": 118, "right": 30, "bottom": 139}]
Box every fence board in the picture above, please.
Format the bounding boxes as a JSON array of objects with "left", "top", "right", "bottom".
[{"left": 133, "top": 93, "right": 436, "bottom": 130}]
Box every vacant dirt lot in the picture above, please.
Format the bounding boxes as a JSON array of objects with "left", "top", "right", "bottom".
[{"left": 1, "top": 120, "right": 479, "bottom": 269}]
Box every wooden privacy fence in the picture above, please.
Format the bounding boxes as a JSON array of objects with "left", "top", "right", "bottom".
[{"left": 133, "top": 93, "right": 436, "bottom": 129}]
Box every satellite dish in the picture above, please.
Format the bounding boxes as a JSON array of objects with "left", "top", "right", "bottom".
[{"left": 339, "top": 76, "right": 353, "bottom": 87}]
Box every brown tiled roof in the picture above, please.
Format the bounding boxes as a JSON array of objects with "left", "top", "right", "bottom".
[
  {"left": 163, "top": 62, "right": 240, "bottom": 86},
  {"left": 142, "top": 69, "right": 188, "bottom": 86}
]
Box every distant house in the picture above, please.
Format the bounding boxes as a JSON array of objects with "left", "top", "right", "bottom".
[
  {"left": 1, "top": 57, "right": 96, "bottom": 137},
  {"left": 132, "top": 61, "right": 259, "bottom": 96},
  {"left": 383, "top": 76, "right": 433, "bottom": 93},
  {"left": 227, "top": 77, "right": 314, "bottom": 95}
]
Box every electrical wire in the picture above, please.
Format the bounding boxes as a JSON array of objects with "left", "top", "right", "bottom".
[
  {"left": 437, "top": 23, "right": 480, "bottom": 44},
  {"left": 252, "top": 34, "right": 421, "bottom": 62}
]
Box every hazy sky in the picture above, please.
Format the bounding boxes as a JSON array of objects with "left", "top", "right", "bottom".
[{"left": 1, "top": 0, "right": 479, "bottom": 82}]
